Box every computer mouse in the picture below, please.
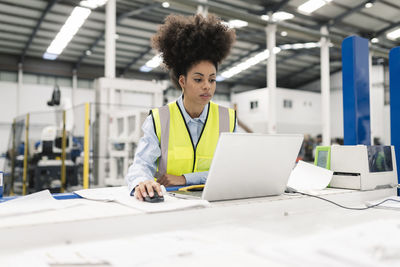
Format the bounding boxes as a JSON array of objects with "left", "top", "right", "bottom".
[{"left": 144, "top": 191, "right": 164, "bottom": 203}]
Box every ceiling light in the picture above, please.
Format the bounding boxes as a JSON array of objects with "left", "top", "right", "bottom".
[
  {"left": 80, "top": 0, "right": 107, "bottom": 9},
  {"left": 387, "top": 28, "right": 400, "bottom": 40},
  {"left": 298, "top": 0, "right": 332, "bottom": 14},
  {"left": 43, "top": 53, "right": 58, "bottom": 60},
  {"left": 162, "top": 2, "right": 170, "bottom": 8},
  {"left": 280, "top": 44, "right": 292, "bottom": 50},
  {"left": 224, "top": 19, "right": 248, "bottom": 29},
  {"left": 273, "top": 11, "right": 294, "bottom": 21},
  {"left": 279, "top": 42, "right": 320, "bottom": 50},
  {"left": 140, "top": 66, "right": 152, "bottom": 72},
  {"left": 371, "top": 37, "right": 379, "bottom": 43},
  {"left": 43, "top": 7, "right": 91, "bottom": 60},
  {"left": 365, "top": 2, "right": 373, "bottom": 8},
  {"left": 261, "top": 11, "right": 294, "bottom": 22},
  {"left": 140, "top": 54, "right": 163, "bottom": 72},
  {"left": 85, "top": 50, "right": 92, "bottom": 55},
  {"left": 280, "top": 31, "right": 288, "bottom": 36},
  {"left": 219, "top": 48, "right": 281, "bottom": 80}
]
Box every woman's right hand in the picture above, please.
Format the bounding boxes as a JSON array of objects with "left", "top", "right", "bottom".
[{"left": 134, "top": 180, "right": 163, "bottom": 201}]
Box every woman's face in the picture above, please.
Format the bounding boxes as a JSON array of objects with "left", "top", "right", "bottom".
[{"left": 179, "top": 60, "right": 217, "bottom": 107}]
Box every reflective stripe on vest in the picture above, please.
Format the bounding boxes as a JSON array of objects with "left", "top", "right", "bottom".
[{"left": 151, "top": 101, "right": 235, "bottom": 178}]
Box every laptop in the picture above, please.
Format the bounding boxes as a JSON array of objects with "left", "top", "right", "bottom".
[{"left": 172, "top": 133, "right": 304, "bottom": 202}]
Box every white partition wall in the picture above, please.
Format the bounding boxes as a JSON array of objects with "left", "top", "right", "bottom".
[{"left": 232, "top": 87, "right": 321, "bottom": 135}]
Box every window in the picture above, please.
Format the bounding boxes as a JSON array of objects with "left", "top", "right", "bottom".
[
  {"left": 283, "top": 99, "right": 292, "bottom": 108},
  {"left": 250, "top": 100, "right": 258, "bottom": 110}
]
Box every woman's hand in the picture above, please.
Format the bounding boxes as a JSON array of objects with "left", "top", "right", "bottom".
[
  {"left": 134, "top": 180, "right": 163, "bottom": 201},
  {"left": 157, "top": 174, "right": 186, "bottom": 187}
]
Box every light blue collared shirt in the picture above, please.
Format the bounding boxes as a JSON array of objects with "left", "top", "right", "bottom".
[{"left": 126, "top": 95, "right": 229, "bottom": 193}]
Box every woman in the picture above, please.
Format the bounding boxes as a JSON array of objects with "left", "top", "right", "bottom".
[{"left": 125, "top": 14, "right": 236, "bottom": 200}]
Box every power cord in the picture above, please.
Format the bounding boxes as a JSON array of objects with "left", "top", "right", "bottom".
[{"left": 286, "top": 187, "right": 400, "bottom": 211}]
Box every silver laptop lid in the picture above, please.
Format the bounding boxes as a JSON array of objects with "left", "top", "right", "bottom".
[{"left": 202, "top": 133, "right": 303, "bottom": 201}]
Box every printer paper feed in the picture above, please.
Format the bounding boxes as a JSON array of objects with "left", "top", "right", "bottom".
[{"left": 287, "top": 160, "right": 333, "bottom": 191}]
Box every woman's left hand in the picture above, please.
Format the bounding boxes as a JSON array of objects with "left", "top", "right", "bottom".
[{"left": 157, "top": 174, "right": 186, "bottom": 186}]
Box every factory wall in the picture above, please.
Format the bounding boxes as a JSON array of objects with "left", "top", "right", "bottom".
[{"left": 232, "top": 88, "right": 322, "bottom": 135}]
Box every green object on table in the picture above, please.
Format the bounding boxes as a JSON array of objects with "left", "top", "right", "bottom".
[{"left": 314, "top": 146, "right": 331, "bottom": 170}]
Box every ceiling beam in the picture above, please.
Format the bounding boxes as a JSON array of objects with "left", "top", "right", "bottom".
[
  {"left": 119, "top": 47, "right": 152, "bottom": 76},
  {"left": 20, "top": 0, "right": 58, "bottom": 63},
  {"left": 375, "top": 21, "right": 400, "bottom": 37},
  {"left": 75, "top": 2, "right": 161, "bottom": 69},
  {"left": 328, "top": 0, "right": 377, "bottom": 27},
  {"left": 272, "top": 0, "right": 290, "bottom": 13},
  {"left": 293, "top": 67, "right": 342, "bottom": 89}
]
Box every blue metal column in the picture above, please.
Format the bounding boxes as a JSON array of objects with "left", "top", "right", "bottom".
[
  {"left": 341, "top": 36, "right": 371, "bottom": 145},
  {"left": 389, "top": 47, "right": 400, "bottom": 194}
]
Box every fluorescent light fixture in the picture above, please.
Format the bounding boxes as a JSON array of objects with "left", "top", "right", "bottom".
[
  {"left": 365, "top": 2, "right": 373, "bottom": 8},
  {"left": 371, "top": 37, "right": 379, "bottom": 43},
  {"left": 218, "top": 41, "right": 321, "bottom": 81},
  {"left": 261, "top": 11, "right": 294, "bottom": 22},
  {"left": 279, "top": 42, "right": 320, "bottom": 50},
  {"left": 85, "top": 50, "right": 92, "bottom": 55},
  {"left": 140, "top": 54, "right": 163, "bottom": 72},
  {"left": 43, "top": 52, "right": 58, "bottom": 60},
  {"left": 140, "top": 66, "right": 153, "bottom": 72},
  {"left": 80, "top": 0, "right": 107, "bottom": 9},
  {"left": 298, "top": 0, "right": 332, "bottom": 14},
  {"left": 280, "top": 31, "right": 288, "bottom": 37},
  {"left": 387, "top": 28, "right": 400, "bottom": 40},
  {"left": 219, "top": 48, "right": 281, "bottom": 80},
  {"left": 216, "top": 76, "right": 225, "bottom": 82},
  {"left": 222, "top": 19, "right": 248, "bottom": 29},
  {"left": 43, "top": 7, "right": 91, "bottom": 60},
  {"left": 162, "top": 2, "right": 170, "bottom": 8}
]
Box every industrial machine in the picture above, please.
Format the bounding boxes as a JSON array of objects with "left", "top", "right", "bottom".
[
  {"left": 28, "top": 85, "right": 79, "bottom": 193},
  {"left": 31, "top": 126, "right": 78, "bottom": 192},
  {"left": 315, "top": 145, "right": 398, "bottom": 190}
]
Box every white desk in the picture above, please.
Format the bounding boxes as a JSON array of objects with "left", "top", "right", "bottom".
[{"left": 1, "top": 188, "right": 400, "bottom": 266}]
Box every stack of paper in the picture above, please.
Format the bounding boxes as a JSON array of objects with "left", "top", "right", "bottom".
[
  {"left": 74, "top": 186, "right": 210, "bottom": 213},
  {"left": 0, "top": 190, "right": 78, "bottom": 216}
]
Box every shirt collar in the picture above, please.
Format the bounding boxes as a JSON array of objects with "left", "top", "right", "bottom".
[{"left": 177, "top": 95, "right": 208, "bottom": 124}]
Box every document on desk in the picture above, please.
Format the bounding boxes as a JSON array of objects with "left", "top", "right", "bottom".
[
  {"left": 287, "top": 160, "right": 333, "bottom": 192},
  {"left": 74, "top": 186, "right": 210, "bottom": 213},
  {"left": 0, "top": 190, "right": 78, "bottom": 217}
]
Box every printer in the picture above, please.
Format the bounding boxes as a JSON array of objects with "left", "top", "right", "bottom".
[{"left": 329, "top": 145, "right": 398, "bottom": 190}]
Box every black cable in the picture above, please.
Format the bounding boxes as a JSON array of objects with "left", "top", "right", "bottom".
[{"left": 295, "top": 191, "right": 400, "bottom": 211}]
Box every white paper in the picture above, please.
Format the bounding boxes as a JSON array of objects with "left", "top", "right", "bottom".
[
  {"left": 287, "top": 160, "right": 333, "bottom": 191},
  {"left": 74, "top": 186, "right": 128, "bottom": 202},
  {"left": 74, "top": 186, "right": 210, "bottom": 213},
  {"left": 0, "top": 190, "right": 78, "bottom": 216}
]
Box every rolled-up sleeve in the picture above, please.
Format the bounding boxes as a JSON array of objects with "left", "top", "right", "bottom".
[
  {"left": 125, "top": 115, "right": 161, "bottom": 194},
  {"left": 183, "top": 171, "right": 208, "bottom": 185}
]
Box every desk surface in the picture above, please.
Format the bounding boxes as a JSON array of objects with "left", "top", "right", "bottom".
[{"left": 1, "top": 188, "right": 399, "bottom": 266}]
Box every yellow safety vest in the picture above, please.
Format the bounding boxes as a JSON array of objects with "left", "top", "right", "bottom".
[{"left": 151, "top": 101, "right": 236, "bottom": 177}]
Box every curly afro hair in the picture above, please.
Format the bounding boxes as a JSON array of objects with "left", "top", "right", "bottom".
[{"left": 152, "top": 13, "right": 236, "bottom": 90}]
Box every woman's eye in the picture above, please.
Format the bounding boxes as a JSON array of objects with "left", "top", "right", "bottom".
[
  {"left": 209, "top": 79, "right": 216, "bottom": 83},
  {"left": 194, "top": 79, "right": 202, "bottom": 82}
]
